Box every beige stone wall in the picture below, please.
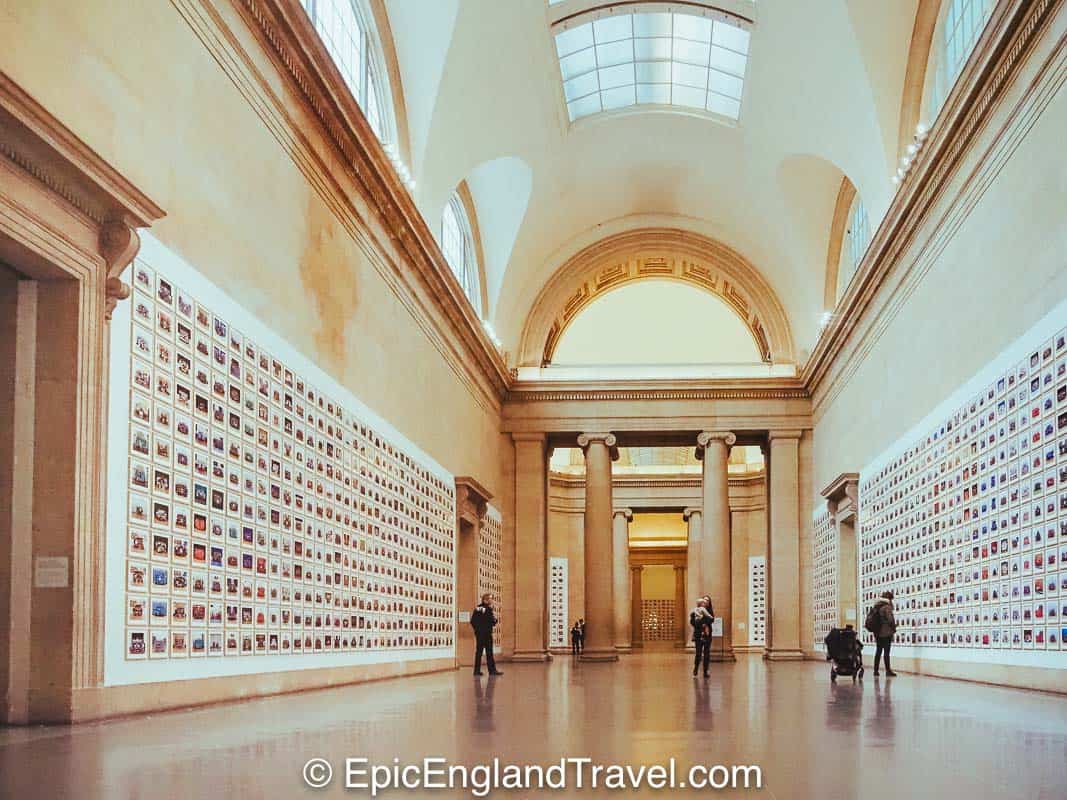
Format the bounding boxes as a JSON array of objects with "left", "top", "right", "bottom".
[{"left": 0, "top": 0, "right": 504, "bottom": 500}]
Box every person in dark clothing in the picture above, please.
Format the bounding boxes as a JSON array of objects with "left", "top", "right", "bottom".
[
  {"left": 470, "top": 593, "right": 503, "bottom": 676},
  {"left": 570, "top": 622, "right": 582, "bottom": 656},
  {"left": 578, "top": 618, "right": 586, "bottom": 652},
  {"left": 690, "top": 598, "right": 714, "bottom": 677},
  {"left": 872, "top": 590, "right": 897, "bottom": 676}
]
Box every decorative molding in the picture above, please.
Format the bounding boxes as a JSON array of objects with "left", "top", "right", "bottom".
[
  {"left": 612, "top": 508, "right": 634, "bottom": 520},
  {"left": 508, "top": 377, "right": 809, "bottom": 403},
  {"left": 767, "top": 429, "right": 804, "bottom": 441},
  {"left": 177, "top": 0, "right": 509, "bottom": 406},
  {"left": 517, "top": 228, "right": 796, "bottom": 367},
  {"left": 455, "top": 475, "right": 493, "bottom": 528},
  {"left": 803, "top": 0, "right": 1062, "bottom": 409},
  {"left": 821, "top": 472, "right": 859, "bottom": 524}
]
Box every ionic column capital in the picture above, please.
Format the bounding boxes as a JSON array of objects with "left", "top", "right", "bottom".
[
  {"left": 630, "top": 564, "right": 644, "bottom": 575},
  {"left": 697, "top": 430, "right": 736, "bottom": 449},
  {"left": 612, "top": 507, "right": 633, "bottom": 521},
  {"left": 577, "top": 431, "right": 619, "bottom": 461},
  {"left": 682, "top": 507, "right": 703, "bottom": 521}
]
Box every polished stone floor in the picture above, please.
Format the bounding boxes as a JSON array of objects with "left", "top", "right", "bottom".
[{"left": 1, "top": 653, "right": 1065, "bottom": 799}]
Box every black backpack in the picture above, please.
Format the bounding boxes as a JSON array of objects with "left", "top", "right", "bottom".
[{"left": 863, "top": 604, "right": 880, "bottom": 634}]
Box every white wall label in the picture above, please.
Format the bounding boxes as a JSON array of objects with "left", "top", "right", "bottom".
[
  {"left": 34, "top": 556, "right": 69, "bottom": 588},
  {"left": 457, "top": 611, "right": 471, "bottom": 623},
  {"left": 711, "top": 618, "right": 724, "bottom": 637}
]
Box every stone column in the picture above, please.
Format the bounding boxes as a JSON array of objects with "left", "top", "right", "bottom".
[
  {"left": 612, "top": 508, "right": 633, "bottom": 653},
  {"left": 673, "top": 564, "right": 687, "bottom": 647},
  {"left": 630, "top": 565, "right": 644, "bottom": 649},
  {"left": 511, "top": 433, "right": 549, "bottom": 662},
  {"left": 578, "top": 432, "right": 619, "bottom": 662},
  {"left": 766, "top": 430, "right": 805, "bottom": 660},
  {"left": 697, "top": 431, "right": 736, "bottom": 661},
  {"left": 682, "top": 507, "right": 702, "bottom": 650}
]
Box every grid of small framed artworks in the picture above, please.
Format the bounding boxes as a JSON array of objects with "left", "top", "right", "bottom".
[
  {"left": 641, "top": 599, "right": 676, "bottom": 641},
  {"left": 859, "top": 326, "right": 1067, "bottom": 654},
  {"left": 748, "top": 556, "right": 767, "bottom": 646},
  {"left": 122, "top": 260, "right": 456, "bottom": 661},
  {"left": 549, "top": 557, "right": 568, "bottom": 648},
  {"left": 812, "top": 510, "right": 839, "bottom": 649},
  {"left": 479, "top": 507, "right": 503, "bottom": 645}
]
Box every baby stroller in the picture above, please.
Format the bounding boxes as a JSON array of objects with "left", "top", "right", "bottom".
[{"left": 823, "top": 626, "right": 864, "bottom": 682}]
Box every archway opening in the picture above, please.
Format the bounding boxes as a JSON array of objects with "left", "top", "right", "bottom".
[{"left": 550, "top": 280, "right": 764, "bottom": 366}]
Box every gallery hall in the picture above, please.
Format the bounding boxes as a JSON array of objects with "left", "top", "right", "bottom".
[{"left": 0, "top": 0, "right": 1065, "bottom": 797}]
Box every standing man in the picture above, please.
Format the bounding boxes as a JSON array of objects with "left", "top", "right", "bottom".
[
  {"left": 578, "top": 618, "right": 586, "bottom": 654},
  {"left": 570, "top": 621, "right": 582, "bottom": 656},
  {"left": 690, "top": 598, "right": 713, "bottom": 677},
  {"left": 471, "top": 593, "right": 503, "bottom": 677},
  {"left": 870, "top": 590, "right": 898, "bottom": 676}
]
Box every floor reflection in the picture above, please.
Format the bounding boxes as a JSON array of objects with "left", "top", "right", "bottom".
[{"left": 0, "top": 653, "right": 1064, "bottom": 799}]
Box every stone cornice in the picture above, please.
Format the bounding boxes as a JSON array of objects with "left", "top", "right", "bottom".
[
  {"left": 803, "top": 0, "right": 1062, "bottom": 407},
  {"left": 507, "top": 377, "right": 809, "bottom": 403},
  {"left": 182, "top": 0, "right": 510, "bottom": 405}
]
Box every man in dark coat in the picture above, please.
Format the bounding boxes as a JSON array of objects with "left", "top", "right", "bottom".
[
  {"left": 871, "top": 590, "right": 898, "bottom": 676},
  {"left": 690, "top": 598, "right": 714, "bottom": 677},
  {"left": 471, "top": 593, "right": 503, "bottom": 676}
]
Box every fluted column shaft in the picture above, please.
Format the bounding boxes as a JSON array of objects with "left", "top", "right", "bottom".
[
  {"left": 683, "top": 507, "right": 703, "bottom": 649},
  {"left": 766, "top": 430, "right": 805, "bottom": 660},
  {"left": 612, "top": 508, "right": 633, "bottom": 652},
  {"left": 578, "top": 432, "right": 619, "bottom": 661},
  {"left": 698, "top": 431, "right": 736, "bottom": 661}
]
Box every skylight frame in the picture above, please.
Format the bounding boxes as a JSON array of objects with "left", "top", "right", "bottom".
[{"left": 550, "top": 4, "right": 753, "bottom": 125}]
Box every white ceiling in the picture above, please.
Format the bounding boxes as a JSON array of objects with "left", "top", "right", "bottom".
[{"left": 384, "top": 0, "right": 919, "bottom": 364}]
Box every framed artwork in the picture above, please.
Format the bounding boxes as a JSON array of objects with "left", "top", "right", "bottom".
[
  {"left": 857, "top": 328, "right": 1067, "bottom": 656},
  {"left": 122, "top": 260, "right": 459, "bottom": 663}
]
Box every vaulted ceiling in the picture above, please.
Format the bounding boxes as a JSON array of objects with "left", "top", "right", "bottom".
[{"left": 385, "top": 0, "right": 921, "bottom": 365}]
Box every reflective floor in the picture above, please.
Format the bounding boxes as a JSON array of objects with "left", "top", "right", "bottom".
[{"left": 1, "top": 653, "right": 1065, "bottom": 799}]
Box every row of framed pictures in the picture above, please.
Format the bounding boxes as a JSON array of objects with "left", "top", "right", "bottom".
[
  {"left": 812, "top": 511, "right": 838, "bottom": 649},
  {"left": 122, "top": 262, "right": 458, "bottom": 661},
  {"left": 859, "top": 324, "right": 1067, "bottom": 654},
  {"left": 478, "top": 508, "right": 503, "bottom": 645}
]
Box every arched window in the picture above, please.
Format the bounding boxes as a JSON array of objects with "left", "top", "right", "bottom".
[
  {"left": 834, "top": 190, "right": 871, "bottom": 304},
  {"left": 442, "top": 193, "right": 481, "bottom": 315},
  {"left": 301, "top": 0, "right": 393, "bottom": 145},
  {"left": 926, "top": 0, "right": 995, "bottom": 120}
]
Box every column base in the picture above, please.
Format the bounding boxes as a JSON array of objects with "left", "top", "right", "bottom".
[
  {"left": 510, "top": 650, "right": 552, "bottom": 663},
  {"left": 732, "top": 644, "right": 765, "bottom": 654},
  {"left": 763, "top": 649, "right": 805, "bottom": 661},
  {"left": 579, "top": 648, "right": 620, "bottom": 662},
  {"left": 614, "top": 644, "right": 633, "bottom": 654},
  {"left": 710, "top": 650, "right": 736, "bottom": 663}
]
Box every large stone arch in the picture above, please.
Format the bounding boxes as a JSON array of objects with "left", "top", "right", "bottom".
[{"left": 518, "top": 228, "right": 796, "bottom": 368}]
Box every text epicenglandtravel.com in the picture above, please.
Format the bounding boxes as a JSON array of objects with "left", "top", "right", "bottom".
[{"left": 302, "top": 756, "right": 763, "bottom": 795}]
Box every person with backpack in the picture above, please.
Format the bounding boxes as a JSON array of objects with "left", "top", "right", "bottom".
[{"left": 865, "top": 590, "right": 898, "bottom": 676}]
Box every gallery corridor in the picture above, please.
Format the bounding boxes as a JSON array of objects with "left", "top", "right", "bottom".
[{"left": 1, "top": 654, "right": 1063, "bottom": 799}]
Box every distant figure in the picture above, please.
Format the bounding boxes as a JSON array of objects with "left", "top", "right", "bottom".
[
  {"left": 570, "top": 621, "right": 582, "bottom": 656},
  {"left": 867, "top": 590, "right": 898, "bottom": 676},
  {"left": 690, "top": 598, "right": 714, "bottom": 677},
  {"left": 470, "top": 593, "right": 503, "bottom": 676},
  {"left": 578, "top": 618, "right": 586, "bottom": 652}
]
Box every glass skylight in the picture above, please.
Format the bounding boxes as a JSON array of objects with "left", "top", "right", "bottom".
[{"left": 553, "top": 10, "right": 751, "bottom": 122}]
